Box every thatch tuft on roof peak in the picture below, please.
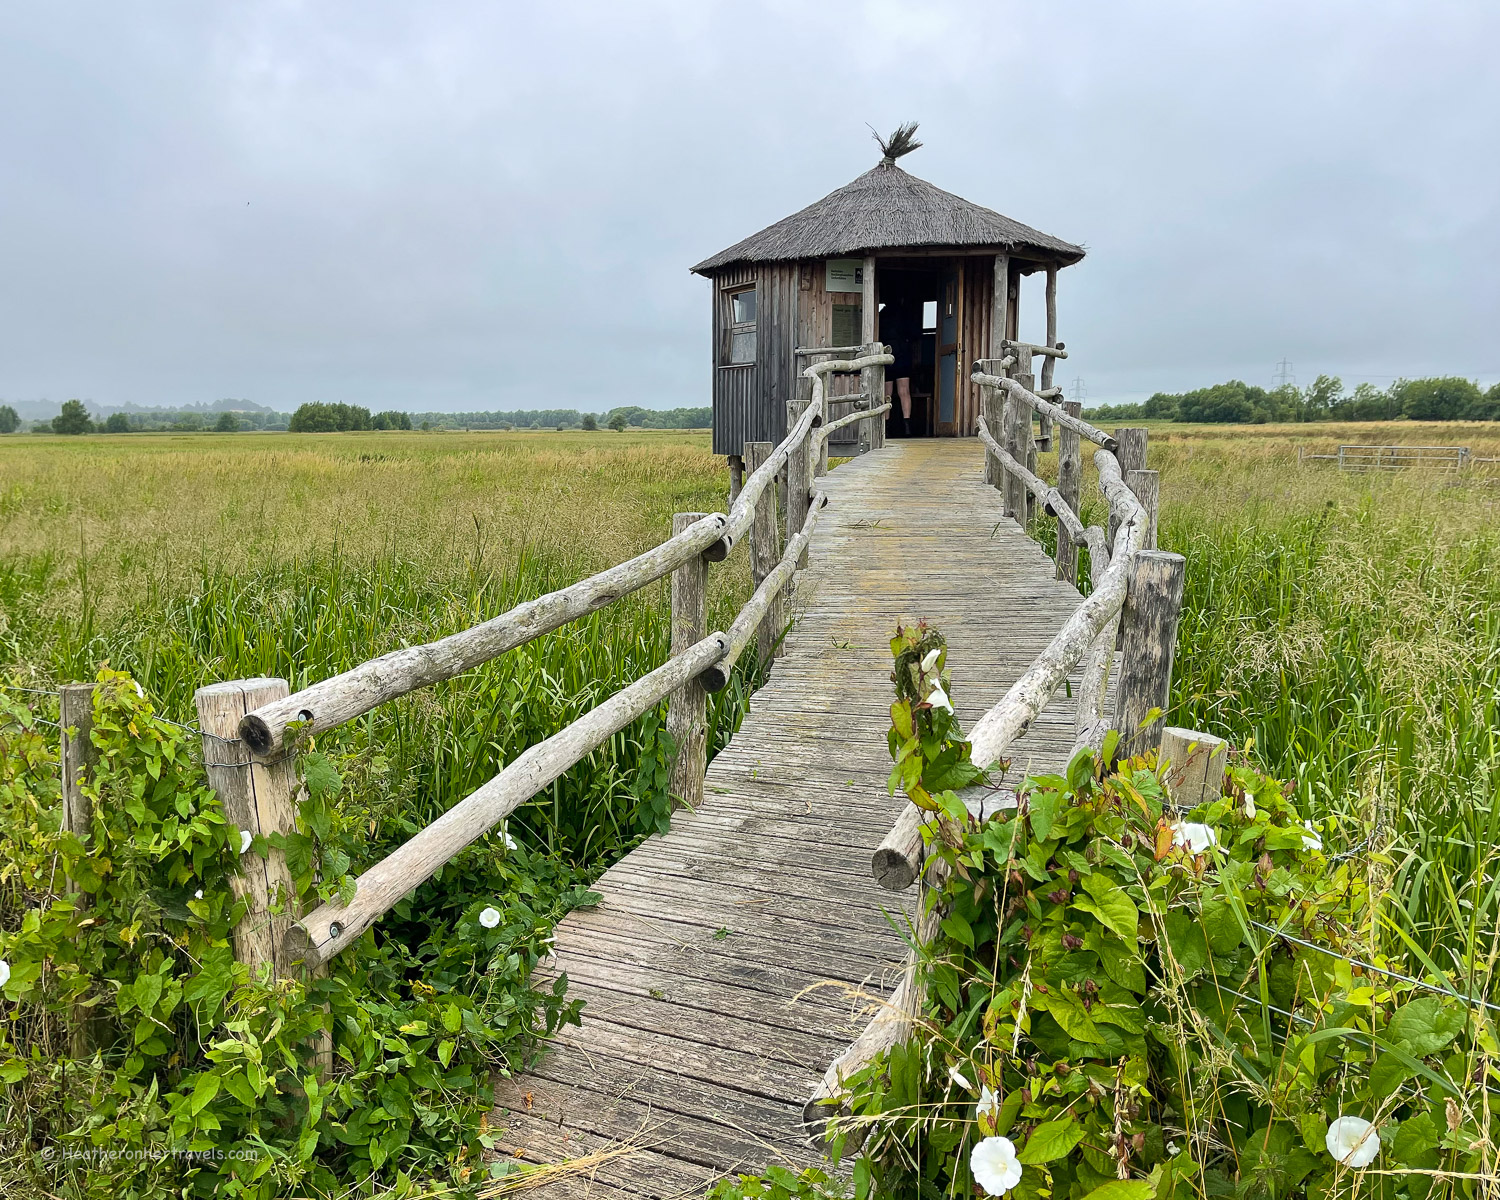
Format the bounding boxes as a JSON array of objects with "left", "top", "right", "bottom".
[{"left": 691, "top": 153, "right": 1083, "bottom": 276}]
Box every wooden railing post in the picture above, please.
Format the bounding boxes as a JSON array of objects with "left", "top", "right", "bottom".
[
  {"left": 60, "top": 684, "right": 98, "bottom": 894},
  {"left": 1007, "top": 347, "right": 1036, "bottom": 524},
  {"left": 982, "top": 383, "right": 1005, "bottom": 491},
  {"left": 196, "top": 679, "right": 301, "bottom": 980},
  {"left": 1115, "top": 551, "right": 1186, "bottom": 761},
  {"left": 785, "top": 398, "right": 813, "bottom": 569},
  {"left": 859, "top": 342, "right": 885, "bottom": 452},
  {"left": 1159, "top": 727, "right": 1227, "bottom": 808},
  {"left": 744, "top": 442, "right": 786, "bottom": 663},
  {"left": 1055, "top": 400, "right": 1082, "bottom": 583},
  {"left": 61, "top": 683, "right": 100, "bottom": 1057},
  {"left": 1109, "top": 427, "right": 1148, "bottom": 550},
  {"left": 1037, "top": 268, "right": 1058, "bottom": 451},
  {"left": 727, "top": 454, "right": 744, "bottom": 505},
  {"left": 1126, "top": 468, "right": 1160, "bottom": 550},
  {"left": 668, "top": 513, "right": 710, "bottom": 809}
]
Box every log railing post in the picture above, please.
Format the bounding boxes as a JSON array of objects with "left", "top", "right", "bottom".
[
  {"left": 60, "top": 682, "right": 100, "bottom": 1057},
  {"left": 1126, "top": 468, "right": 1160, "bottom": 551},
  {"left": 744, "top": 442, "right": 786, "bottom": 663},
  {"left": 785, "top": 398, "right": 813, "bottom": 569},
  {"left": 1158, "top": 727, "right": 1227, "bottom": 808},
  {"left": 60, "top": 683, "right": 98, "bottom": 897},
  {"left": 727, "top": 454, "right": 744, "bottom": 505},
  {"left": 859, "top": 341, "right": 883, "bottom": 453},
  {"left": 1115, "top": 551, "right": 1186, "bottom": 761},
  {"left": 196, "top": 679, "right": 302, "bottom": 980},
  {"left": 1109, "top": 427, "right": 1148, "bottom": 550},
  {"left": 1008, "top": 347, "right": 1036, "bottom": 524},
  {"left": 668, "top": 513, "right": 710, "bottom": 809},
  {"left": 982, "top": 383, "right": 1005, "bottom": 491},
  {"left": 1038, "top": 268, "right": 1058, "bottom": 451},
  {"left": 1055, "top": 400, "right": 1082, "bottom": 583}
]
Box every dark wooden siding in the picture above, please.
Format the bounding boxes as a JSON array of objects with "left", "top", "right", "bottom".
[
  {"left": 758, "top": 262, "right": 800, "bottom": 449},
  {"left": 958, "top": 256, "right": 995, "bottom": 436},
  {"left": 711, "top": 265, "right": 757, "bottom": 456}
]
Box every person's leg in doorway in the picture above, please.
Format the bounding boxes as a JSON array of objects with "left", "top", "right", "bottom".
[{"left": 884, "top": 377, "right": 914, "bottom": 436}]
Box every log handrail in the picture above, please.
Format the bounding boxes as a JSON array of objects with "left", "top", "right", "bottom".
[
  {"left": 267, "top": 350, "right": 891, "bottom": 966},
  {"left": 971, "top": 371, "right": 1117, "bottom": 452},
  {"left": 240, "top": 351, "right": 890, "bottom": 755}
]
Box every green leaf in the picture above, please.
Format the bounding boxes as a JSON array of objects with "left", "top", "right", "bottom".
[
  {"left": 1073, "top": 873, "right": 1139, "bottom": 941},
  {"left": 1029, "top": 790, "right": 1060, "bottom": 841},
  {"left": 1386, "top": 996, "right": 1466, "bottom": 1058},
  {"left": 437, "top": 1039, "right": 456, "bottom": 1068},
  {"left": 301, "top": 752, "right": 343, "bottom": 801},
  {"left": 188, "top": 1072, "right": 221, "bottom": 1115},
  {"left": 1017, "top": 1116, "right": 1086, "bottom": 1164},
  {"left": 1163, "top": 910, "right": 1209, "bottom": 976},
  {"left": 443, "top": 1004, "right": 463, "bottom": 1033},
  {"left": 1034, "top": 987, "right": 1102, "bottom": 1044},
  {"left": 1369, "top": 1051, "right": 1418, "bottom": 1100},
  {"left": 1199, "top": 897, "right": 1243, "bottom": 953},
  {"left": 940, "top": 912, "right": 975, "bottom": 949},
  {"left": 1079, "top": 1182, "right": 1155, "bottom": 1200}
]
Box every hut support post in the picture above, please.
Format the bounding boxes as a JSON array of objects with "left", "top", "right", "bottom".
[
  {"left": 668, "top": 513, "right": 710, "bottom": 809},
  {"left": 1038, "top": 267, "right": 1058, "bottom": 451},
  {"left": 1055, "top": 400, "right": 1082, "bottom": 583},
  {"left": 744, "top": 442, "right": 785, "bottom": 663},
  {"left": 1116, "top": 551, "right": 1186, "bottom": 761},
  {"left": 727, "top": 455, "right": 744, "bottom": 505},
  {"left": 861, "top": 255, "right": 877, "bottom": 344},
  {"left": 1007, "top": 346, "right": 1035, "bottom": 524}
]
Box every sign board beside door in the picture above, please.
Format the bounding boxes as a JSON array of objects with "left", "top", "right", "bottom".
[{"left": 825, "top": 258, "right": 864, "bottom": 294}]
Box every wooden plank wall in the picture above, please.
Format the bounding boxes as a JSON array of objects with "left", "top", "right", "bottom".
[
  {"left": 958, "top": 259, "right": 996, "bottom": 437},
  {"left": 710, "top": 265, "right": 758, "bottom": 456}
]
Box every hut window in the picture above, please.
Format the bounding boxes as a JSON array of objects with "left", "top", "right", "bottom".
[{"left": 725, "top": 286, "right": 757, "bottom": 365}]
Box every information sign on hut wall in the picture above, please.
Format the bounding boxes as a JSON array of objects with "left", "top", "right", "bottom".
[{"left": 825, "top": 258, "right": 864, "bottom": 293}]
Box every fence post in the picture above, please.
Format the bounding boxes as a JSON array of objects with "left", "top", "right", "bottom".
[
  {"left": 744, "top": 442, "right": 786, "bottom": 663},
  {"left": 814, "top": 430, "right": 829, "bottom": 479},
  {"left": 727, "top": 454, "right": 744, "bottom": 505},
  {"left": 1055, "top": 400, "right": 1082, "bottom": 583},
  {"left": 1115, "top": 551, "right": 1186, "bottom": 761},
  {"left": 1037, "top": 268, "right": 1058, "bottom": 451},
  {"left": 859, "top": 341, "right": 882, "bottom": 453},
  {"left": 983, "top": 383, "right": 1005, "bottom": 491},
  {"left": 668, "top": 513, "right": 710, "bottom": 809},
  {"left": 785, "top": 398, "right": 813, "bottom": 568},
  {"left": 1008, "top": 347, "right": 1036, "bottom": 525},
  {"left": 60, "top": 682, "right": 100, "bottom": 1056},
  {"left": 1125, "top": 468, "right": 1160, "bottom": 551},
  {"left": 1109, "top": 427, "right": 1149, "bottom": 550},
  {"left": 1158, "top": 727, "right": 1227, "bottom": 808},
  {"left": 195, "top": 679, "right": 301, "bottom": 980}
]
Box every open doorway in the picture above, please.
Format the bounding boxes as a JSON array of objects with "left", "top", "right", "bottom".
[{"left": 876, "top": 263, "right": 941, "bottom": 437}]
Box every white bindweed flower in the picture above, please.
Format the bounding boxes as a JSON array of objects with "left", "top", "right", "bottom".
[
  {"left": 1167, "top": 1141, "right": 1180, "bottom": 1156},
  {"left": 0, "top": 960, "right": 10, "bottom": 988},
  {"left": 919, "top": 648, "right": 941, "bottom": 673},
  {"left": 1325, "top": 1115, "right": 1379, "bottom": 1168},
  {"left": 133, "top": 681, "right": 145, "bottom": 698},
  {"left": 1243, "top": 795, "right": 1257, "bottom": 819},
  {"left": 1170, "top": 821, "right": 1218, "bottom": 854},
  {"left": 970, "top": 1136, "right": 1023, "bottom": 1196},
  {"left": 500, "top": 823, "right": 518, "bottom": 852},
  {"left": 926, "top": 682, "right": 953, "bottom": 713},
  {"left": 239, "top": 830, "right": 253, "bottom": 855},
  {"left": 948, "top": 1064, "right": 973, "bottom": 1091},
  {"left": 478, "top": 906, "right": 502, "bottom": 929},
  {"left": 194, "top": 889, "right": 203, "bottom": 900},
  {"left": 1303, "top": 819, "right": 1323, "bottom": 853},
  {"left": 975, "top": 1085, "right": 1001, "bottom": 1122}
]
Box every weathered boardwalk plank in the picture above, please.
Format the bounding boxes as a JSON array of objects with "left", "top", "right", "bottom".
[{"left": 492, "top": 440, "right": 1091, "bottom": 1195}]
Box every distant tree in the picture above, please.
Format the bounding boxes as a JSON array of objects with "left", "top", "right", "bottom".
[
  {"left": 498, "top": 422, "right": 514, "bottom": 431},
  {"left": 289, "top": 402, "right": 373, "bottom": 432},
  {"left": 1141, "top": 393, "right": 1178, "bottom": 420},
  {"left": 608, "top": 412, "right": 629, "bottom": 432},
  {"left": 371, "top": 410, "right": 412, "bottom": 430},
  {"left": 581, "top": 413, "right": 599, "bottom": 431},
  {"left": 420, "top": 419, "right": 432, "bottom": 431},
  {"left": 104, "top": 412, "right": 131, "bottom": 433},
  {"left": 214, "top": 411, "right": 240, "bottom": 432},
  {"left": 0, "top": 404, "right": 18, "bottom": 434},
  {"left": 1395, "top": 377, "right": 1482, "bottom": 421},
  {"left": 52, "top": 400, "right": 94, "bottom": 435},
  {"left": 1175, "top": 382, "right": 1255, "bottom": 424},
  {"left": 556, "top": 423, "right": 568, "bottom": 431},
  {"left": 1466, "top": 382, "right": 1500, "bottom": 421}
]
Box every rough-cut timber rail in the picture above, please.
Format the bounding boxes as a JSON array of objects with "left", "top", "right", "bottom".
[{"left": 492, "top": 439, "right": 1098, "bottom": 1197}]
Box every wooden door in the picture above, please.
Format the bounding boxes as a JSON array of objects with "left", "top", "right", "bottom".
[{"left": 935, "top": 263, "right": 961, "bottom": 436}]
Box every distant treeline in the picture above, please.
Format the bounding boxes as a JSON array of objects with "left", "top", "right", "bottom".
[
  {"left": 1085, "top": 376, "right": 1500, "bottom": 424},
  {"left": 406, "top": 406, "right": 712, "bottom": 431},
  {"left": 288, "top": 404, "right": 412, "bottom": 432}
]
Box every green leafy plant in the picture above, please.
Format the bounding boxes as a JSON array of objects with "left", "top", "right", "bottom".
[
  {"left": 0, "top": 673, "right": 588, "bottom": 1198},
  {"left": 810, "top": 630, "right": 1498, "bottom": 1199}
]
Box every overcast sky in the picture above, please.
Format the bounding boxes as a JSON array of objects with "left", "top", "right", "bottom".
[{"left": 3, "top": 1, "right": 1497, "bottom": 413}]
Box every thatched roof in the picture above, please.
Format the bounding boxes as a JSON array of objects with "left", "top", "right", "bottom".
[{"left": 691, "top": 160, "right": 1084, "bottom": 275}]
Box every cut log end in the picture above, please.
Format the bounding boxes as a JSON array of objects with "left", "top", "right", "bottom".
[
  {"left": 238, "top": 713, "right": 277, "bottom": 756},
  {"left": 282, "top": 922, "right": 327, "bottom": 972},
  {"left": 871, "top": 846, "right": 918, "bottom": 891},
  {"left": 704, "top": 538, "right": 731, "bottom": 564}
]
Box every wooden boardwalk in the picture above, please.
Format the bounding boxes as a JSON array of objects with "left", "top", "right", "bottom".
[{"left": 493, "top": 439, "right": 1093, "bottom": 1197}]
